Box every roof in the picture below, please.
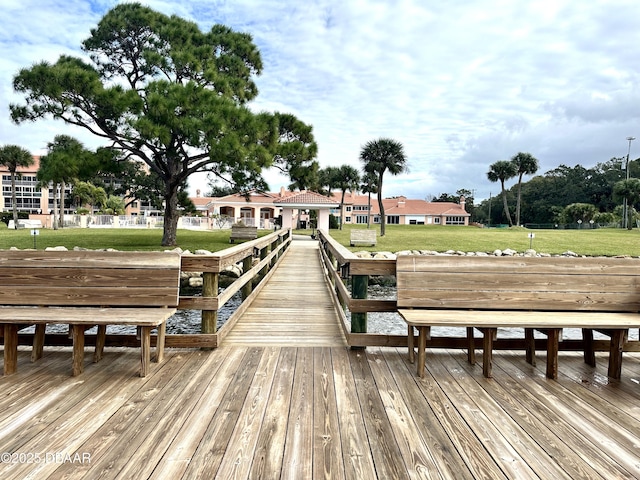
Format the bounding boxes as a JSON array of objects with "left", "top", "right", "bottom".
[{"left": 275, "top": 191, "right": 339, "bottom": 207}]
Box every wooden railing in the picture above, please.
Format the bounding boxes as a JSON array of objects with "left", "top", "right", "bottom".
[
  {"left": 13, "top": 228, "right": 292, "bottom": 350},
  {"left": 317, "top": 229, "right": 640, "bottom": 352}
]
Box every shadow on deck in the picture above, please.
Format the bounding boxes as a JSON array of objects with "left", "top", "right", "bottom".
[{"left": 1, "top": 344, "right": 639, "bottom": 479}]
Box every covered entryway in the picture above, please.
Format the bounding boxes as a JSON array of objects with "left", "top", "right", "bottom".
[{"left": 274, "top": 191, "right": 339, "bottom": 231}]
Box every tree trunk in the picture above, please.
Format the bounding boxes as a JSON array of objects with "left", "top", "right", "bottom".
[
  {"left": 378, "top": 175, "right": 386, "bottom": 236},
  {"left": 10, "top": 171, "right": 17, "bottom": 229},
  {"left": 500, "top": 181, "right": 513, "bottom": 226},
  {"left": 59, "top": 180, "right": 65, "bottom": 228},
  {"left": 367, "top": 192, "right": 371, "bottom": 229},
  {"left": 162, "top": 183, "right": 180, "bottom": 246},
  {"left": 339, "top": 191, "right": 345, "bottom": 230},
  {"left": 52, "top": 183, "right": 59, "bottom": 231},
  {"left": 515, "top": 173, "right": 523, "bottom": 226}
]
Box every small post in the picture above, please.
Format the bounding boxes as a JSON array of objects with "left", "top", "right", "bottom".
[
  {"left": 351, "top": 274, "right": 368, "bottom": 349},
  {"left": 202, "top": 272, "right": 219, "bottom": 338},
  {"left": 242, "top": 254, "right": 253, "bottom": 300}
]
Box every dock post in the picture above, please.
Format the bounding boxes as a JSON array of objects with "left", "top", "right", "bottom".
[
  {"left": 242, "top": 255, "right": 253, "bottom": 300},
  {"left": 202, "top": 272, "right": 219, "bottom": 340},
  {"left": 351, "top": 274, "right": 368, "bottom": 349}
]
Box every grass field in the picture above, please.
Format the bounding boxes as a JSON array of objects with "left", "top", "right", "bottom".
[
  {"left": 1, "top": 224, "right": 640, "bottom": 256},
  {"left": 316, "top": 224, "right": 640, "bottom": 257}
]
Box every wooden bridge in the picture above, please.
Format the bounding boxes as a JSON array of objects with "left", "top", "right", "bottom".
[
  {"left": 2, "top": 231, "right": 640, "bottom": 478},
  {"left": 222, "top": 237, "right": 347, "bottom": 347}
]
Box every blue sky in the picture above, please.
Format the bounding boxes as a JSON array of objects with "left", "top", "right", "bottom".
[{"left": 2, "top": 0, "right": 640, "bottom": 202}]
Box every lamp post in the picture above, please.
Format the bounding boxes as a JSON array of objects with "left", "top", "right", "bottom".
[{"left": 623, "top": 136, "right": 636, "bottom": 228}]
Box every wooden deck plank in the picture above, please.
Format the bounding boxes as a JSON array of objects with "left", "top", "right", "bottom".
[
  {"left": 492, "top": 351, "right": 640, "bottom": 478},
  {"left": 180, "top": 347, "right": 264, "bottom": 479},
  {"left": 281, "top": 347, "right": 314, "bottom": 479},
  {"left": 3, "top": 344, "right": 640, "bottom": 479},
  {"left": 215, "top": 346, "right": 281, "bottom": 479},
  {"left": 312, "top": 347, "right": 345, "bottom": 480},
  {"left": 365, "top": 347, "right": 447, "bottom": 479},
  {"left": 148, "top": 347, "right": 247, "bottom": 480},
  {"left": 349, "top": 348, "right": 410, "bottom": 480},
  {"left": 248, "top": 347, "right": 296, "bottom": 479},
  {"left": 331, "top": 346, "right": 378, "bottom": 479}
]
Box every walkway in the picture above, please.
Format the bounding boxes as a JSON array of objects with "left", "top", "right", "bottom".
[{"left": 223, "top": 237, "right": 347, "bottom": 346}]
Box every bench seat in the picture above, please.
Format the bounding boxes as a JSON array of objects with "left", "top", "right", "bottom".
[
  {"left": 0, "top": 250, "right": 180, "bottom": 377},
  {"left": 1, "top": 307, "right": 175, "bottom": 377},
  {"left": 350, "top": 229, "right": 377, "bottom": 247},
  {"left": 399, "top": 309, "right": 634, "bottom": 379},
  {"left": 396, "top": 254, "right": 640, "bottom": 380}
]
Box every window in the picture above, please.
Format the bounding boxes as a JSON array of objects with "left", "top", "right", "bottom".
[
  {"left": 345, "top": 206, "right": 352, "bottom": 212},
  {"left": 373, "top": 216, "right": 380, "bottom": 224},
  {"left": 387, "top": 215, "right": 400, "bottom": 224},
  {"left": 356, "top": 215, "right": 368, "bottom": 224},
  {"left": 353, "top": 205, "right": 369, "bottom": 211},
  {"left": 434, "top": 217, "right": 441, "bottom": 224},
  {"left": 446, "top": 216, "right": 465, "bottom": 225},
  {"left": 345, "top": 216, "right": 351, "bottom": 223}
]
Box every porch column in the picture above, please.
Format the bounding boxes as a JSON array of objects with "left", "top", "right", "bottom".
[
  {"left": 318, "top": 210, "right": 330, "bottom": 231},
  {"left": 281, "top": 208, "right": 294, "bottom": 229}
]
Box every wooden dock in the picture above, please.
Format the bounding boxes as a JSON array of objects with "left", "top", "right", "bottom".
[
  {"left": 223, "top": 237, "right": 347, "bottom": 347},
  {"left": 1, "top": 345, "right": 639, "bottom": 478}
]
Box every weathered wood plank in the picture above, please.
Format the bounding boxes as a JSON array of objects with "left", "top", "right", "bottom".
[{"left": 312, "top": 347, "right": 345, "bottom": 480}]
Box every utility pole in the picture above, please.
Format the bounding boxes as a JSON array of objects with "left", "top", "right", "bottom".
[{"left": 623, "top": 136, "right": 635, "bottom": 228}]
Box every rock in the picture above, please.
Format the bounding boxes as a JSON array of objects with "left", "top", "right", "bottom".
[
  {"left": 524, "top": 249, "right": 537, "bottom": 257},
  {"left": 165, "top": 247, "right": 183, "bottom": 254},
  {"left": 396, "top": 250, "right": 413, "bottom": 256},
  {"left": 502, "top": 248, "right": 517, "bottom": 256},
  {"left": 476, "top": 251, "right": 489, "bottom": 256},
  {"left": 562, "top": 251, "right": 578, "bottom": 257},
  {"left": 493, "top": 249, "right": 502, "bottom": 256},
  {"left": 195, "top": 249, "right": 212, "bottom": 255},
  {"left": 45, "top": 246, "right": 68, "bottom": 251},
  {"left": 188, "top": 277, "right": 203, "bottom": 288}
]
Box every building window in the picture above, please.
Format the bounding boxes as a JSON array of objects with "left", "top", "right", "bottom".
[
  {"left": 345, "top": 216, "right": 351, "bottom": 223},
  {"left": 345, "top": 206, "right": 352, "bottom": 212},
  {"left": 434, "top": 217, "right": 441, "bottom": 224},
  {"left": 373, "top": 216, "right": 380, "bottom": 224},
  {"left": 356, "top": 215, "right": 368, "bottom": 224},
  {"left": 446, "top": 216, "right": 465, "bottom": 225},
  {"left": 387, "top": 215, "right": 400, "bottom": 224},
  {"left": 353, "top": 205, "right": 369, "bottom": 211}
]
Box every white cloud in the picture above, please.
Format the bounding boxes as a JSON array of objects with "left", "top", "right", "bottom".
[{"left": 2, "top": 0, "right": 640, "bottom": 203}]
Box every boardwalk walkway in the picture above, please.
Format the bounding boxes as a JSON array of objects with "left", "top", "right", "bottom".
[{"left": 223, "top": 237, "right": 347, "bottom": 347}]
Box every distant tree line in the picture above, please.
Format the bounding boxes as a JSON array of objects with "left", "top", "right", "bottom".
[{"left": 471, "top": 157, "right": 639, "bottom": 227}]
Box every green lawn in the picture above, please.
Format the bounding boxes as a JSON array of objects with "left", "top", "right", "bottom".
[
  {"left": 312, "top": 225, "right": 640, "bottom": 257},
  {"left": 2, "top": 224, "right": 640, "bottom": 256}
]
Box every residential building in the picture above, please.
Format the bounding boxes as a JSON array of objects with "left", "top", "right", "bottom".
[{"left": 199, "top": 188, "right": 470, "bottom": 229}]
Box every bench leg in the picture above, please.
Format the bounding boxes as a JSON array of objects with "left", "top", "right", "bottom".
[
  {"left": 71, "top": 325, "right": 85, "bottom": 376},
  {"left": 416, "top": 326, "right": 429, "bottom": 378},
  {"left": 32, "top": 324, "right": 46, "bottom": 362},
  {"left": 481, "top": 328, "right": 496, "bottom": 378},
  {"left": 546, "top": 329, "right": 561, "bottom": 379},
  {"left": 608, "top": 329, "right": 626, "bottom": 379},
  {"left": 582, "top": 328, "right": 596, "bottom": 367},
  {"left": 140, "top": 326, "right": 152, "bottom": 377},
  {"left": 94, "top": 325, "right": 107, "bottom": 363},
  {"left": 407, "top": 325, "right": 415, "bottom": 364},
  {"left": 467, "top": 327, "right": 476, "bottom": 365},
  {"left": 525, "top": 328, "right": 536, "bottom": 367},
  {"left": 155, "top": 322, "right": 166, "bottom": 363},
  {"left": 4, "top": 324, "right": 18, "bottom": 375}
]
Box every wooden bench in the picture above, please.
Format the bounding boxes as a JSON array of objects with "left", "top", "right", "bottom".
[
  {"left": 230, "top": 225, "right": 258, "bottom": 243},
  {"left": 396, "top": 255, "right": 640, "bottom": 380},
  {"left": 0, "top": 250, "right": 180, "bottom": 377},
  {"left": 350, "top": 229, "right": 377, "bottom": 247}
]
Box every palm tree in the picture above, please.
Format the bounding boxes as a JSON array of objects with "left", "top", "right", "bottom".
[
  {"left": 37, "top": 135, "right": 84, "bottom": 229},
  {"left": 511, "top": 152, "right": 539, "bottom": 226},
  {"left": 335, "top": 165, "right": 360, "bottom": 229},
  {"left": 360, "top": 138, "right": 407, "bottom": 236},
  {"left": 487, "top": 160, "right": 517, "bottom": 226},
  {"left": 0, "top": 145, "right": 34, "bottom": 229},
  {"left": 613, "top": 178, "right": 640, "bottom": 230},
  {"left": 360, "top": 170, "right": 378, "bottom": 229}
]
